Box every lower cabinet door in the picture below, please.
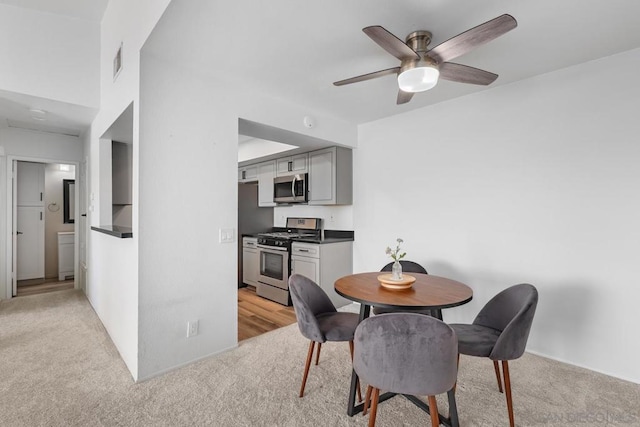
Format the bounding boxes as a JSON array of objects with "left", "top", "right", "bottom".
[
  {"left": 291, "top": 255, "right": 319, "bottom": 284},
  {"left": 243, "top": 248, "right": 259, "bottom": 286}
]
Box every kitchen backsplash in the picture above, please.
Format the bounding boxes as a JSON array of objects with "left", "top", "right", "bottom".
[{"left": 273, "top": 205, "right": 353, "bottom": 230}]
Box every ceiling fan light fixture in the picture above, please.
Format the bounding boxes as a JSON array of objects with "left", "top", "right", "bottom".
[{"left": 397, "top": 66, "right": 439, "bottom": 93}]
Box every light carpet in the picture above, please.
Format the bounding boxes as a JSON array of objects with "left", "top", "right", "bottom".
[{"left": 1, "top": 290, "right": 639, "bottom": 426}]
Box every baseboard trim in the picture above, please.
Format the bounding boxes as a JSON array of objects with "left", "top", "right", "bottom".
[
  {"left": 526, "top": 349, "right": 639, "bottom": 385},
  {"left": 135, "top": 343, "right": 239, "bottom": 383}
]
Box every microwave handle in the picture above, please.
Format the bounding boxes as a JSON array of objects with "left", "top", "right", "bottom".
[{"left": 291, "top": 176, "right": 297, "bottom": 201}]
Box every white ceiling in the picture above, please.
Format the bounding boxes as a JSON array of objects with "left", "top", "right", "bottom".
[
  {"left": 146, "top": 0, "right": 640, "bottom": 124},
  {"left": 0, "top": 0, "right": 107, "bottom": 136},
  {"left": 0, "top": 0, "right": 108, "bottom": 22},
  {"left": 2, "top": 0, "right": 640, "bottom": 139}
]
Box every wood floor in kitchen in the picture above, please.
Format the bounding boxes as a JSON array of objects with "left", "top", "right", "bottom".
[{"left": 238, "top": 286, "right": 297, "bottom": 341}]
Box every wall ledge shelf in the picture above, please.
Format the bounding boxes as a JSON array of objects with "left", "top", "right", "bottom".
[{"left": 91, "top": 225, "right": 133, "bottom": 238}]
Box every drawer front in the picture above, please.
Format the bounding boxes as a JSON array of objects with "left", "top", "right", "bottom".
[{"left": 291, "top": 243, "right": 319, "bottom": 258}]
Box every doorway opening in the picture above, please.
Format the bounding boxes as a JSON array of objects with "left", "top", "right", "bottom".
[{"left": 8, "top": 159, "right": 78, "bottom": 298}]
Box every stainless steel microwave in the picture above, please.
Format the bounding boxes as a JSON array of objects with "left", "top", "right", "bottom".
[{"left": 273, "top": 174, "right": 308, "bottom": 204}]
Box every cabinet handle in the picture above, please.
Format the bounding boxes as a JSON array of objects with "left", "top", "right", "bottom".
[
  {"left": 288, "top": 161, "right": 292, "bottom": 171},
  {"left": 40, "top": 192, "right": 43, "bottom": 201},
  {"left": 17, "top": 231, "right": 23, "bottom": 235},
  {"left": 242, "top": 170, "right": 246, "bottom": 180},
  {"left": 40, "top": 212, "right": 43, "bottom": 220},
  {"left": 298, "top": 249, "right": 310, "bottom": 252}
]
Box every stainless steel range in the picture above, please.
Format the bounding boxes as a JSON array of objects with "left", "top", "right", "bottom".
[{"left": 256, "top": 217, "right": 321, "bottom": 305}]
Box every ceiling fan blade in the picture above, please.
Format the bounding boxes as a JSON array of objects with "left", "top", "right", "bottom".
[
  {"left": 363, "top": 26, "right": 420, "bottom": 61},
  {"left": 397, "top": 90, "right": 414, "bottom": 105},
  {"left": 439, "top": 62, "right": 498, "bottom": 85},
  {"left": 333, "top": 67, "right": 400, "bottom": 86},
  {"left": 428, "top": 14, "right": 517, "bottom": 63}
]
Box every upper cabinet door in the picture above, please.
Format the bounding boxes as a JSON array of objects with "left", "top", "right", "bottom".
[
  {"left": 238, "top": 164, "right": 259, "bottom": 183},
  {"left": 258, "top": 160, "right": 276, "bottom": 207},
  {"left": 308, "top": 149, "right": 334, "bottom": 203},
  {"left": 308, "top": 147, "right": 352, "bottom": 205},
  {"left": 276, "top": 154, "right": 308, "bottom": 176},
  {"left": 17, "top": 161, "right": 45, "bottom": 207}
]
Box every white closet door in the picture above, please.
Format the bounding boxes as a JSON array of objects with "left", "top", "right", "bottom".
[
  {"left": 17, "top": 206, "right": 45, "bottom": 280},
  {"left": 17, "top": 162, "right": 44, "bottom": 206}
]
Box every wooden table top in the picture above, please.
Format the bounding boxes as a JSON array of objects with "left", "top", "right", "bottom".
[{"left": 334, "top": 272, "right": 473, "bottom": 310}]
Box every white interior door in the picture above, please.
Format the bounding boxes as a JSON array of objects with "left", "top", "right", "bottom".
[
  {"left": 79, "top": 157, "right": 88, "bottom": 289},
  {"left": 11, "top": 160, "right": 17, "bottom": 296},
  {"left": 16, "top": 206, "right": 45, "bottom": 280}
]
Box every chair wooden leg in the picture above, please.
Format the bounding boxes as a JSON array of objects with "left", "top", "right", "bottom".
[
  {"left": 299, "top": 341, "right": 315, "bottom": 398},
  {"left": 428, "top": 395, "right": 440, "bottom": 427},
  {"left": 502, "top": 360, "right": 515, "bottom": 427},
  {"left": 349, "top": 341, "right": 363, "bottom": 402},
  {"left": 368, "top": 387, "right": 380, "bottom": 427},
  {"left": 493, "top": 360, "right": 504, "bottom": 393},
  {"left": 363, "top": 385, "right": 372, "bottom": 415},
  {"left": 315, "top": 343, "right": 322, "bottom": 365}
]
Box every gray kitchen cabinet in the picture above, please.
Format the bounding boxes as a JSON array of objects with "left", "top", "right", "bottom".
[
  {"left": 257, "top": 160, "right": 276, "bottom": 207},
  {"left": 242, "top": 237, "right": 259, "bottom": 286},
  {"left": 308, "top": 146, "right": 352, "bottom": 205},
  {"left": 291, "top": 241, "right": 352, "bottom": 307},
  {"left": 276, "top": 153, "right": 308, "bottom": 176},
  {"left": 238, "top": 164, "right": 259, "bottom": 183}
]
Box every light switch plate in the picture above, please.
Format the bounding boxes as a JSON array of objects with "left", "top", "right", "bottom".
[{"left": 219, "top": 228, "right": 235, "bottom": 243}]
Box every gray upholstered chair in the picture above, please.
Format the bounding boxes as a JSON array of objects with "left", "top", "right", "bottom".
[
  {"left": 372, "top": 260, "right": 431, "bottom": 316},
  {"left": 353, "top": 313, "right": 459, "bottom": 427},
  {"left": 288, "top": 274, "right": 361, "bottom": 399},
  {"left": 450, "top": 283, "right": 538, "bottom": 427}
]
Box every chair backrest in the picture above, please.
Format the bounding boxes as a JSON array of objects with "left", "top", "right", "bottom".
[
  {"left": 473, "top": 283, "right": 538, "bottom": 361},
  {"left": 288, "top": 274, "right": 337, "bottom": 343},
  {"left": 380, "top": 260, "right": 428, "bottom": 274},
  {"left": 353, "top": 313, "right": 458, "bottom": 396}
]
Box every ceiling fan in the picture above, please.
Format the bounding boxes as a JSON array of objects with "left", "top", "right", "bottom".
[{"left": 333, "top": 14, "right": 517, "bottom": 105}]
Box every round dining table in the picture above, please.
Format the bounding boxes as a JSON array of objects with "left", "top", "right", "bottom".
[{"left": 334, "top": 272, "right": 473, "bottom": 425}]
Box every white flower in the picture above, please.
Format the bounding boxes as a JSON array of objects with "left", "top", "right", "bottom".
[{"left": 386, "top": 238, "right": 406, "bottom": 261}]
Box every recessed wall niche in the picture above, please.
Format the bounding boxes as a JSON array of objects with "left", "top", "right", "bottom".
[
  {"left": 112, "top": 140, "right": 132, "bottom": 228},
  {"left": 95, "top": 102, "right": 133, "bottom": 235}
]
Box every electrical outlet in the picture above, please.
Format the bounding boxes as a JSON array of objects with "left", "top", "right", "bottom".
[{"left": 187, "top": 320, "right": 199, "bottom": 338}]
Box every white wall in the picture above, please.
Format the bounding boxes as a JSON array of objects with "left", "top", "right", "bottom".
[
  {"left": 137, "top": 0, "right": 356, "bottom": 377},
  {"left": 273, "top": 205, "right": 353, "bottom": 230},
  {"left": 355, "top": 48, "right": 640, "bottom": 383},
  {"left": 84, "top": 0, "right": 172, "bottom": 380},
  {"left": 0, "top": 127, "right": 82, "bottom": 299},
  {"left": 0, "top": 4, "right": 99, "bottom": 107}
]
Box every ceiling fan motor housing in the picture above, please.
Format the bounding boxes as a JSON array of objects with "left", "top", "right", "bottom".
[{"left": 399, "top": 30, "right": 440, "bottom": 85}]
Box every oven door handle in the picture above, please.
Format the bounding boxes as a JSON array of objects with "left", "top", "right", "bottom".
[{"left": 257, "top": 244, "right": 289, "bottom": 252}]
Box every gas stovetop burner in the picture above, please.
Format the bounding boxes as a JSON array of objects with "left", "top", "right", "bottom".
[{"left": 258, "top": 231, "right": 318, "bottom": 240}]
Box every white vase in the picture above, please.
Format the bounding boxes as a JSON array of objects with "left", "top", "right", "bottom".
[{"left": 391, "top": 260, "right": 403, "bottom": 280}]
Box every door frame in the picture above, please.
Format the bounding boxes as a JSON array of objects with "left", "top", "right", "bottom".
[{"left": 5, "top": 155, "right": 80, "bottom": 299}]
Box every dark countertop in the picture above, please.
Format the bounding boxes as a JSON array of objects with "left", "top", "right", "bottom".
[
  {"left": 293, "top": 230, "right": 354, "bottom": 244},
  {"left": 292, "top": 236, "right": 354, "bottom": 244},
  {"left": 242, "top": 229, "right": 354, "bottom": 244},
  {"left": 91, "top": 225, "right": 133, "bottom": 238}
]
